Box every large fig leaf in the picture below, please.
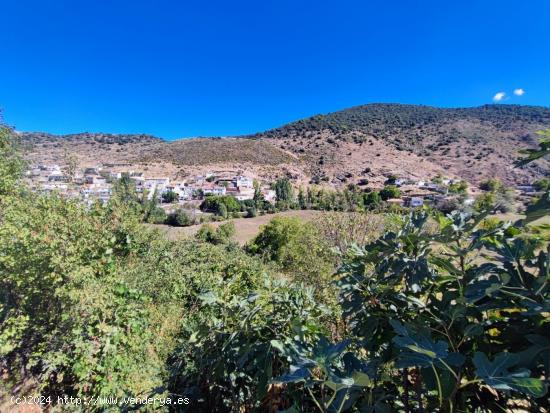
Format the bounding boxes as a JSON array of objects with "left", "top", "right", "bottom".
[
  {"left": 390, "top": 320, "right": 464, "bottom": 369},
  {"left": 473, "top": 352, "right": 548, "bottom": 398},
  {"left": 270, "top": 366, "right": 311, "bottom": 384}
]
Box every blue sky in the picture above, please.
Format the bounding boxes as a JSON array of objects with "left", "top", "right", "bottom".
[{"left": 1, "top": 0, "right": 549, "bottom": 139}]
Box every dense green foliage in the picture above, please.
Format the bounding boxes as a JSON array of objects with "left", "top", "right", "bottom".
[
  {"left": 363, "top": 191, "right": 382, "bottom": 209},
  {"left": 200, "top": 195, "right": 241, "bottom": 217},
  {"left": 195, "top": 222, "right": 236, "bottom": 245},
  {"left": 166, "top": 208, "right": 195, "bottom": 226},
  {"left": 109, "top": 174, "right": 168, "bottom": 224},
  {"left": 273, "top": 177, "right": 295, "bottom": 209},
  {"left": 1, "top": 192, "right": 163, "bottom": 400},
  {"left": 247, "top": 217, "right": 335, "bottom": 288},
  {"left": 288, "top": 186, "right": 397, "bottom": 214},
  {"left": 479, "top": 179, "right": 504, "bottom": 192},
  {"left": 379, "top": 185, "right": 401, "bottom": 201},
  {"left": 0, "top": 126, "right": 25, "bottom": 196},
  {"left": 1, "top": 125, "right": 549, "bottom": 412},
  {"left": 448, "top": 180, "right": 468, "bottom": 194},
  {"left": 162, "top": 190, "right": 179, "bottom": 203}
]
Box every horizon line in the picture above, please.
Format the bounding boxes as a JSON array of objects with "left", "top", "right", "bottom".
[{"left": 10, "top": 101, "right": 550, "bottom": 141}]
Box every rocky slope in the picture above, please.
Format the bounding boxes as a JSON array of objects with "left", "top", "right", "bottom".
[
  {"left": 20, "top": 104, "right": 550, "bottom": 187},
  {"left": 252, "top": 104, "right": 550, "bottom": 185}
]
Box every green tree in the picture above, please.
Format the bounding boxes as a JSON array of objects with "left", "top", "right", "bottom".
[
  {"left": 217, "top": 202, "right": 228, "bottom": 218},
  {"left": 479, "top": 178, "right": 503, "bottom": 192},
  {"left": 141, "top": 190, "right": 167, "bottom": 223},
  {"left": 474, "top": 192, "right": 495, "bottom": 211},
  {"left": 379, "top": 185, "right": 401, "bottom": 200},
  {"left": 298, "top": 187, "right": 307, "bottom": 209},
  {"left": 167, "top": 208, "right": 193, "bottom": 226},
  {"left": 0, "top": 193, "right": 162, "bottom": 402},
  {"left": 200, "top": 195, "right": 240, "bottom": 216},
  {"left": 146, "top": 205, "right": 167, "bottom": 223},
  {"left": 247, "top": 217, "right": 335, "bottom": 288},
  {"left": 384, "top": 174, "right": 398, "bottom": 185},
  {"left": 62, "top": 146, "right": 78, "bottom": 183},
  {"left": 363, "top": 190, "right": 381, "bottom": 209},
  {"left": 253, "top": 181, "right": 265, "bottom": 209},
  {"left": 273, "top": 210, "right": 549, "bottom": 411},
  {"left": 162, "top": 190, "right": 178, "bottom": 203},
  {"left": 111, "top": 173, "right": 141, "bottom": 211},
  {"left": 448, "top": 180, "right": 468, "bottom": 193},
  {"left": 306, "top": 187, "right": 314, "bottom": 207},
  {"left": 475, "top": 183, "right": 516, "bottom": 213},
  {"left": 272, "top": 177, "right": 294, "bottom": 203},
  {"left": 246, "top": 206, "right": 257, "bottom": 218},
  {"left": 0, "top": 125, "right": 25, "bottom": 197},
  {"left": 195, "top": 222, "right": 236, "bottom": 245}
]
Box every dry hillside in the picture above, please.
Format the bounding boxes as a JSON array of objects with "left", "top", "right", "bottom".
[
  {"left": 252, "top": 104, "right": 550, "bottom": 186},
  {"left": 20, "top": 104, "right": 550, "bottom": 187}
]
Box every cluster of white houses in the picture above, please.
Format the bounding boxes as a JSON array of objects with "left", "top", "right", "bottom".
[
  {"left": 26, "top": 164, "right": 276, "bottom": 206},
  {"left": 27, "top": 164, "right": 540, "bottom": 211}
]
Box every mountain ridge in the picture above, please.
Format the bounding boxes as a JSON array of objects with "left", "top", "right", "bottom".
[{"left": 19, "top": 103, "right": 550, "bottom": 186}]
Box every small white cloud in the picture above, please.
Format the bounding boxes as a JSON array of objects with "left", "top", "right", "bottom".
[
  {"left": 493, "top": 92, "right": 506, "bottom": 102},
  {"left": 514, "top": 88, "right": 525, "bottom": 96}
]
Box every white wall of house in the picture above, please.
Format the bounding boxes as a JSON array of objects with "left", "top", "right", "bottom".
[
  {"left": 235, "top": 176, "right": 253, "bottom": 189},
  {"left": 204, "top": 186, "right": 227, "bottom": 196}
]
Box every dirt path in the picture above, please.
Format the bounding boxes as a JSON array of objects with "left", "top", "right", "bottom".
[{"left": 152, "top": 210, "right": 324, "bottom": 245}]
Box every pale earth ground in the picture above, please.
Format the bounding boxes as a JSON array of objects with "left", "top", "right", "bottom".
[{"left": 152, "top": 209, "right": 323, "bottom": 245}]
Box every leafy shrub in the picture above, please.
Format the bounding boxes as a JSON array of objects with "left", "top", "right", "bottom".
[
  {"left": 169, "top": 275, "right": 331, "bottom": 412},
  {"left": 167, "top": 208, "right": 193, "bottom": 226},
  {"left": 379, "top": 185, "right": 401, "bottom": 200},
  {"left": 0, "top": 126, "right": 25, "bottom": 196},
  {"left": 246, "top": 206, "right": 257, "bottom": 218},
  {"left": 474, "top": 192, "right": 496, "bottom": 211},
  {"left": 384, "top": 174, "right": 398, "bottom": 185},
  {"left": 272, "top": 177, "right": 294, "bottom": 203},
  {"left": 200, "top": 195, "right": 241, "bottom": 216},
  {"left": 436, "top": 196, "right": 462, "bottom": 214},
  {"left": 448, "top": 180, "right": 468, "bottom": 193},
  {"left": 0, "top": 194, "right": 163, "bottom": 401},
  {"left": 146, "top": 206, "right": 167, "bottom": 223},
  {"left": 479, "top": 178, "right": 503, "bottom": 192},
  {"left": 272, "top": 210, "right": 549, "bottom": 411},
  {"left": 311, "top": 212, "right": 386, "bottom": 255},
  {"left": 363, "top": 190, "right": 381, "bottom": 209},
  {"left": 247, "top": 217, "right": 335, "bottom": 288},
  {"left": 195, "top": 222, "right": 236, "bottom": 245},
  {"left": 474, "top": 188, "right": 516, "bottom": 213},
  {"left": 161, "top": 190, "right": 178, "bottom": 203}
]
